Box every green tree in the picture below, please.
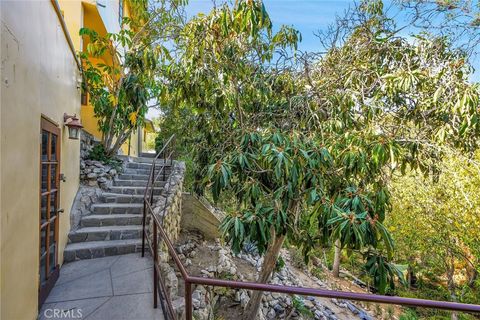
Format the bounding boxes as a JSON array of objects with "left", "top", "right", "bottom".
[
  {"left": 79, "top": 0, "right": 185, "bottom": 157},
  {"left": 160, "top": 0, "right": 480, "bottom": 318},
  {"left": 299, "top": 0, "right": 480, "bottom": 280}
]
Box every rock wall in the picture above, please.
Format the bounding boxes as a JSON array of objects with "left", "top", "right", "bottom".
[
  {"left": 149, "top": 161, "right": 186, "bottom": 260},
  {"left": 146, "top": 161, "right": 186, "bottom": 318},
  {"left": 71, "top": 130, "right": 123, "bottom": 229},
  {"left": 80, "top": 130, "right": 96, "bottom": 161},
  {"left": 69, "top": 185, "right": 102, "bottom": 231},
  {"left": 79, "top": 130, "right": 121, "bottom": 189}
]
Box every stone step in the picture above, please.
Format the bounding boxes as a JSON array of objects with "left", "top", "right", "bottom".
[
  {"left": 68, "top": 225, "right": 142, "bottom": 243},
  {"left": 91, "top": 203, "right": 144, "bottom": 215},
  {"left": 113, "top": 179, "right": 165, "bottom": 187},
  {"left": 100, "top": 193, "right": 145, "bottom": 204},
  {"left": 125, "top": 162, "right": 174, "bottom": 170},
  {"left": 122, "top": 168, "right": 171, "bottom": 177},
  {"left": 118, "top": 155, "right": 170, "bottom": 164},
  {"left": 80, "top": 214, "right": 143, "bottom": 227},
  {"left": 139, "top": 153, "right": 157, "bottom": 159},
  {"left": 131, "top": 157, "right": 170, "bottom": 164},
  {"left": 119, "top": 173, "right": 171, "bottom": 181},
  {"left": 107, "top": 186, "right": 163, "bottom": 195},
  {"left": 118, "top": 173, "right": 151, "bottom": 180},
  {"left": 63, "top": 239, "right": 142, "bottom": 262}
]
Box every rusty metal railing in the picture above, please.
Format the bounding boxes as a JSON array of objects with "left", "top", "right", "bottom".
[
  {"left": 141, "top": 134, "right": 176, "bottom": 317},
  {"left": 142, "top": 137, "right": 480, "bottom": 319}
]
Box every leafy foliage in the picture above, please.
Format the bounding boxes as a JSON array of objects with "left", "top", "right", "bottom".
[
  {"left": 397, "top": 0, "right": 480, "bottom": 56},
  {"left": 79, "top": 1, "right": 185, "bottom": 156},
  {"left": 143, "top": 2, "right": 480, "bottom": 317},
  {"left": 154, "top": 1, "right": 480, "bottom": 305},
  {"left": 87, "top": 144, "right": 122, "bottom": 169},
  {"left": 364, "top": 251, "right": 407, "bottom": 294},
  {"left": 388, "top": 149, "right": 480, "bottom": 307}
]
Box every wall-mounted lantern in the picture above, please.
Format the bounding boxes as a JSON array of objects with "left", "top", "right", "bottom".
[{"left": 63, "top": 113, "right": 83, "bottom": 140}]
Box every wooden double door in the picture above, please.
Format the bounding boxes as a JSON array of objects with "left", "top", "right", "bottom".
[{"left": 39, "top": 117, "right": 61, "bottom": 307}]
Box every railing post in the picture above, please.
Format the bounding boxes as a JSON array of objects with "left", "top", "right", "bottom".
[
  {"left": 153, "top": 222, "right": 158, "bottom": 309},
  {"left": 141, "top": 199, "right": 146, "bottom": 257},
  {"left": 163, "top": 152, "right": 166, "bottom": 181},
  {"left": 185, "top": 280, "right": 192, "bottom": 320},
  {"left": 150, "top": 163, "right": 155, "bottom": 205}
]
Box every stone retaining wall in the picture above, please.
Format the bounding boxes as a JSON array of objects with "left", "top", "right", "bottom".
[
  {"left": 69, "top": 186, "right": 102, "bottom": 231},
  {"left": 144, "top": 161, "right": 186, "bottom": 318},
  {"left": 79, "top": 130, "right": 122, "bottom": 189},
  {"left": 149, "top": 161, "right": 186, "bottom": 261}
]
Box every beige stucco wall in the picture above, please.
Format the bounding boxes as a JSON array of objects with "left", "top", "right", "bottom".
[{"left": 1, "top": 1, "right": 81, "bottom": 319}]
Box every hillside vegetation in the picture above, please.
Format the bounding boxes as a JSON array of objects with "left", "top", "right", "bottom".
[{"left": 84, "top": 0, "right": 480, "bottom": 318}]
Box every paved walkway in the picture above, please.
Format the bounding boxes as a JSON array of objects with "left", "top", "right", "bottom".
[{"left": 39, "top": 253, "right": 164, "bottom": 320}]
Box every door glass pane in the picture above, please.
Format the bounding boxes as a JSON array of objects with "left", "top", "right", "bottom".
[
  {"left": 41, "top": 196, "right": 48, "bottom": 223},
  {"left": 48, "top": 243, "right": 56, "bottom": 273},
  {"left": 41, "top": 165, "right": 48, "bottom": 193},
  {"left": 50, "top": 165, "right": 57, "bottom": 190},
  {"left": 41, "top": 131, "right": 48, "bottom": 161},
  {"left": 40, "top": 253, "right": 47, "bottom": 285},
  {"left": 40, "top": 227, "right": 47, "bottom": 255},
  {"left": 49, "top": 225, "right": 56, "bottom": 247},
  {"left": 50, "top": 192, "right": 57, "bottom": 218},
  {"left": 50, "top": 135, "right": 57, "bottom": 161}
]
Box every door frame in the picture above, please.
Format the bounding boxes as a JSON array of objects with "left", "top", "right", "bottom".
[{"left": 38, "top": 116, "right": 61, "bottom": 308}]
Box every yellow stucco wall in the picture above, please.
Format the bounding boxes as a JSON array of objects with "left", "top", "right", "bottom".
[
  {"left": 1, "top": 1, "right": 81, "bottom": 319},
  {"left": 58, "top": 0, "right": 83, "bottom": 50},
  {"left": 119, "top": 127, "right": 139, "bottom": 156},
  {"left": 59, "top": 0, "right": 141, "bottom": 157}
]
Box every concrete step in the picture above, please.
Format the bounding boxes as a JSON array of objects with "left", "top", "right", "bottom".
[
  {"left": 113, "top": 179, "right": 165, "bottom": 187},
  {"left": 91, "top": 203, "right": 144, "bottom": 215},
  {"left": 80, "top": 214, "right": 143, "bottom": 227},
  {"left": 68, "top": 225, "right": 142, "bottom": 243},
  {"left": 63, "top": 239, "right": 142, "bottom": 262},
  {"left": 107, "top": 186, "right": 163, "bottom": 195}
]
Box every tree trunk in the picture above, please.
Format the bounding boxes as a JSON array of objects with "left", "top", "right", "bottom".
[
  {"left": 446, "top": 256, "right": 458, "bottom": 320},
  {"left": 332, "top": 239, "right": 341, "bottom": 277},
  {"left": 243, "top": 231, "right": 286, "bottom": 320},
  {"left": 105, "top": 128, "right": 133, "bottom": 157},
  {"left": 407, "top": 263, "right": 418, "bottom": 289},
  {"left": 467, "top": 265, "right": 478, "bottom": 288}
]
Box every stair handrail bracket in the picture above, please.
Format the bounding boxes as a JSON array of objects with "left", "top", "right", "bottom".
[{"left": 140, "top": 134, "right": 480, "bottom": 320}]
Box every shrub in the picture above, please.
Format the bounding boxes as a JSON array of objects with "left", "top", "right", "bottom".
[{"left": 87, "top": 144, "right": 122, "bottom": 170}]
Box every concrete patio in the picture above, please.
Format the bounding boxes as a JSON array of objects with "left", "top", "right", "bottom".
[{"left": 38, "top": 253, "right": 164, "bottom": 320}]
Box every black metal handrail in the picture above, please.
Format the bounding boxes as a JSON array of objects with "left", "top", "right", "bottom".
[{"left": 141, "top": 134, "right": 480, "bottom": 319}]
